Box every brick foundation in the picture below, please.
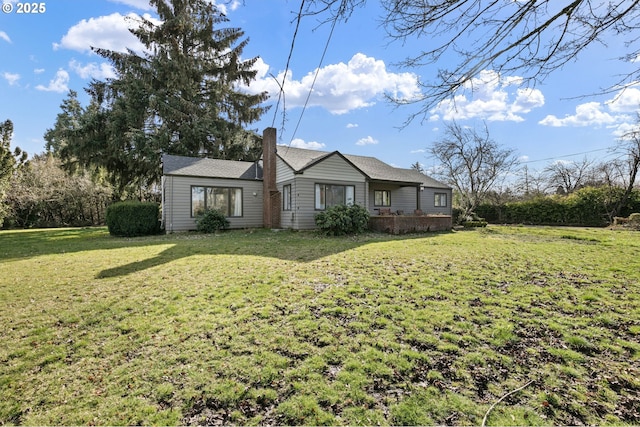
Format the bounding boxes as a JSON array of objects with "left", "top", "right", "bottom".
[{"left": 369, "top": 215, "right": 452, "bottom": 234}]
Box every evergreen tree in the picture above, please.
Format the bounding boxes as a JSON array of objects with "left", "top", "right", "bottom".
[
  {"left": 0, "top": 119, "right": 16, "bottom": 226},
  {"left": 53, "top": 0, "right": 267, "bottom": 195},
  {"left": 44, "top": 90, "right": 85, "bottom": 170}
]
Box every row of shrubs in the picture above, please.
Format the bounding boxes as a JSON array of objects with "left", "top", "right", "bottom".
[
  {"left": 106, "top": 202, "right": 371, "bottom": 237},
  {"left": 105, "top": 186, "right": 640, "bottom": 237},
  {"left": 474, "top": 187, "right": 640, "bottom": 227}
]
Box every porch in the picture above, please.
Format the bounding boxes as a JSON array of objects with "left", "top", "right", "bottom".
[{"left": 368, "top": 211, "right": 452, "bottom": 234}]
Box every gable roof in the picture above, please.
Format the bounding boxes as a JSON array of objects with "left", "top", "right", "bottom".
[
  {"left": 162, "top": 154, "right": 262, "bottom": 180},
  {"left": 276, "top": 145, "right": 450, "bottom": 189}
]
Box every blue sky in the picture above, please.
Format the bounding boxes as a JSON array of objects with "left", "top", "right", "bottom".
[{"left": 1, "top": 0, "right": 639, "bottom": 174}]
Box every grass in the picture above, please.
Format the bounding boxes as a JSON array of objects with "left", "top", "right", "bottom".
[{"left": 0, "top": 225, "right": 639, "bottom": 425}]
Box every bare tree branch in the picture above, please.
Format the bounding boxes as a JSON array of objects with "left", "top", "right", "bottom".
[{"left": 304, "top": 0, "right": 640, "bottom": 120}]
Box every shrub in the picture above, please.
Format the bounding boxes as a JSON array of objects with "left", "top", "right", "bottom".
[
  {"left": 106, "top": 201, "right": 161, "bottom": 237},
  {"left": 315, "top": 204, "right": 370, "bottom": 236},
  {"left": 196, "top": 209, "right": 230, "bottom": 233},
  {"left": 451, "top": 207, "right": 465, "bottom": 224}
]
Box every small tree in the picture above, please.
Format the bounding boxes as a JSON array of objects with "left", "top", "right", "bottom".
[{"left": 429, "top": 121, "right": 518, "bottom": 217}]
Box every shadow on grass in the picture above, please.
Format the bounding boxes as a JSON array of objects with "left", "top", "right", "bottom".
[{"left": 0, "top": 226, "right": 449, "bottom": 279}]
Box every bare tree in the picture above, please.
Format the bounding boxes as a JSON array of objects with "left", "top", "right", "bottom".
[
  {"left": 608, "top": 123, "right": 640, "bottom": 217},
  {"left": 543, "top": 157, "right": 594, "bottom": 195},
  {"left": 429, "top": 121, "right": 519, "bottom": 217},
  {"left": 515, "top": 165, "right": 550, "bottom": 199},
  {"left": 305, "top": 1, "right": 640, "bottom": 118}
]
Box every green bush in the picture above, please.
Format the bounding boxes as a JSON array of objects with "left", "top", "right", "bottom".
[
  {"left": 475, "top": 187, "right": 640, "bottom": 227},
  {"left": 106, "top": 201, "right": 161, "bottom": 237},
  {"left": 196, "top": 209, "right": 229, "bottom": 233},
  {"left": 315, "top": 204, "right": 370, "bottom": 236}
]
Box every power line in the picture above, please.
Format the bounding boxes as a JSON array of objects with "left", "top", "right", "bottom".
[
  {"left": 271, "top": 0, "right": 305, "bottom": 129},
  {"left": 519, "top": 146, "right": 614, "bottom": 164},
  {"left": 288, "top": 5, "right": 339, "bottom": 144}
]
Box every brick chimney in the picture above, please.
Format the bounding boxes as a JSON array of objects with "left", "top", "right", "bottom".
[{"left": 262, "top": 127, "right": 281, "bottom": 228}]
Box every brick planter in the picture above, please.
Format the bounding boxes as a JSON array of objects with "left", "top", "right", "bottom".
[{"left": 368, "top": 215, "right": 452, "bottom": 234}]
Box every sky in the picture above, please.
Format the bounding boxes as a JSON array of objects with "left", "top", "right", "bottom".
[{"left": 1, "top": 0, "right": 640, "bottom": 175}]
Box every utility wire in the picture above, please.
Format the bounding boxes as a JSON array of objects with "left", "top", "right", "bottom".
[
  {"left": 519, "top": 146, "right": 614, "bottom": 164},
  {"left": 288, "top": 7, "right": 339, "bottom": 144},
  {"left": 271, "top": 0, "right": 306, "bottom": 129}
]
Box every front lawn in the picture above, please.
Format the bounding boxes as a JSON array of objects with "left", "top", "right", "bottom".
[{"left": 0, "top": 226, "right": 638, "bottom": 425}]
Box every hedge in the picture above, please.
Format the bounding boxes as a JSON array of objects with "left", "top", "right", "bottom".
[
  {"left": 475, "top": 187, "right": 640, "bottom": 227},
  {"left": 106, "top": 201, "right": 161, "bottom": 237}
]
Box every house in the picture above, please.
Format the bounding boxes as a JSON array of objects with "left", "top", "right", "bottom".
[{"left": 161, "top": 128, "right": 452, "bottom": 233}]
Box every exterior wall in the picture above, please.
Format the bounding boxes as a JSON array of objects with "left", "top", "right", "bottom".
[
  {"left": 288, "top": 177, "right": 366, "bottom": 229},
  {"left": 163, "top": 175, "right": 263, "bottom": 232},
  {"left": 302, "top": 155, "right": 367, "bottom": 182},
  {"left": 278, "top": 155, "right": 367, "bottom": 230},
  {"left": 420, "top": 187, "right": 453, "bottom": 216},
  {"left": 369, "top": 184, "right": 419, "bottom": 215},
  {"left": 275, "top": 157, "right": 295, "bottom": 182},
  {"left": 278, "top": 178, "right": 296, "bottom": 229}
]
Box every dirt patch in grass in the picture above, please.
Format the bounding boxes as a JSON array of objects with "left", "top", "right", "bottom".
[{"left": 0, "top": 226, "right": 639, "bottom": 425}]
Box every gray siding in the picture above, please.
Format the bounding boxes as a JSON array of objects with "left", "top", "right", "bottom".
[
  {"left": 368, "top": 184, "right": 453, "bottom": 216},
  {"left": 369, "top": 184, "right": 419, "bottom": 215},
  {"left": 282, "top": 155, "right": 367, "bottom": 229},
  {"left": 276, "top": 157, "right": 295, "bottom": 182},
  {"left": 284, "top": 177, "right": 366, "bottom": 230},
  {"left": 163, "top": 175, "right": 263, "bottom": 232},
  {"left": 420, "top": 188, "right": 453, "bottom": 216},
  {"left": 302, "top": 154, "right": 366, "bottom": 182},
  {"left": 278, "top": 178, "right": 296, "bottom": 229}
]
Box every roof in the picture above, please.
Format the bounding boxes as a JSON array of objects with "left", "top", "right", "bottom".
[
  {"left": 162, "top": 154, "right": 262, "bottom": 180},
  {"left": 276, "top": 145, "right": 450, "bottom": 189}
]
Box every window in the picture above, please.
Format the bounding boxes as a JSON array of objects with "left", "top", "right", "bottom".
[
  {"left": 435, "top": 192, "right": 448, "bottom": 207},
  {"left": 191, "top": 186, "right": 242, "bottom": 217},
  {"left": 374, "top": 190, "right": 391, "bottom": 207},
  {"left": 315, "top": 184, "right": 355, "bottom": 210},
  {"left": 283, "top": 184, "right": 292, "bottom": 211}
]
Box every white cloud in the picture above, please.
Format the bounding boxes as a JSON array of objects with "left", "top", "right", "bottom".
[
  {"left": 356, "top": 136, "right": 378, "bottom": 146},
  {"left": 429, "top": 70, "right": 545, "bottom": 122},
  {"left": 69, "top": 59, "right": 116, "bottom": 80},
  {"left": 288, "top": 139, "right": 326, "bottom": 150},
  {"left": 35, "top": 69, "right": 69, "bottom": 93},
  {"left": 346, "top": 123, "right": 359, "bottom": 128},
  {"left": 3, "top": 72, "right": 20, "bottom": 86},
  {"left": 410, "top": 149, "right": 427, "bottom": 154},
  {"left": 605, "top": 87, "right": 640, "bottom": 113},
  {"left": 34, "top": 68, "right": 45, "bottom": 74},
  {"left": 213, "top": 0, "right": 241, "bottom": 14},
  {"left": 245, "top": 53, "right": 420, "bottom": 115},
  {"left": 0, "top": 31, "right": 11, "bottom": 43},
  {"left": 54, "top": 13, "right": 159, "bottom": 54},
  {"left": 539, "top": 102, "right": 621, "bottom": 127}
]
